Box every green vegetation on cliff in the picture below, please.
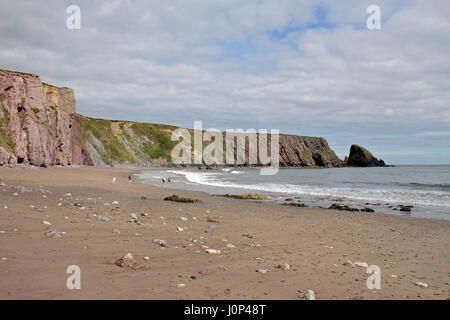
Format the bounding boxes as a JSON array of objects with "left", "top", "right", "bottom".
[
  {"left": 0, "top": 95, "right": 15, "bottom": 153},
  {"left": 131, "top": 122, "right": 178, "bottom": 159},
  {"left": 76, "top": 116, "right": 135, "bottom": 164}
]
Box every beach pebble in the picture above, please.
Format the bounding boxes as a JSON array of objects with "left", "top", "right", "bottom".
[
  {"left": 415, "top": 282, "right": 428, "bottom": 288},
  {"left": 97, "top": 216, "right": 110, "bottom": 222},
  {"left": 152, "top": 239, "right": 167, "bottom": 247},
  {"left": 45, "top": 229, "right": 62, "bottom": 238},
  {"left": 143, "top": 256, "right": 150, "bottom": 261},
  {"left": 199, "top": 269, "right": 211, "bottom": 275},
  {"left": 111, "top": 201, "right": 119, "bottom": 205},
  {"left": 276, "top": 263, "right": 291, "bottom": 271},
  {"left": 226, "top": 244, "right": 236, "bottom": 249},
  {"left": 354, "top": 262, "right": 368, "bottom": 268},
  {"left": 344, "top": 260, "right": 356, "bottom": 268},
  {"left": 206, "top": 249, "right": 221, "bottom": 255},
  {"left": 391, "top": 274, "right": 398, "bottom": 278},
  {"left": 177, "top": 226, "right": 184, "bottom": 232},
  {"left": 176, "top": 283, "right": 186, "bottom": 288},
  {"left": 305, "top": 290, "right": 316, "bottom": 300},
  {"left": 180, "top": 217, "right": 188, "bottom": 221},
  {"left": 256, "top": 269, "right": 269, "bottom": 274},
  {"left": 42, "top": 221, "right": 51, "bottom": 225}
]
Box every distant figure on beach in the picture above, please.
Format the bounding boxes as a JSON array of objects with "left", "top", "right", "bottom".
[
  {"left": 162, "top": 178, "right": 166, "bottom": 184},
  {"left": 128, "top": 174, "right": 132, "bottom": 184},
  {"left": 168, "top": 178, "right": 171, "bottom": 183},
  {"left": 112, "top": 176, "right": 117, "bottom": 184}
]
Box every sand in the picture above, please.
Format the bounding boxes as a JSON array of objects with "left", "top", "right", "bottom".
[{"left": 0, "top": 166, "right": 449, "bottom": 300}]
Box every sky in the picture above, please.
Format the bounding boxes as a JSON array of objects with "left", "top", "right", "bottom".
[{"left": 0, "top": 0, "right": 449, "bottom": 164}]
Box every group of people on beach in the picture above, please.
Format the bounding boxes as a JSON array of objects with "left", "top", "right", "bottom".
[
  {"left": 111, "top": 174, "right": 171, "bottom": 185},
  {"left": 111, "top": 174, "right": 134, "bottom": 184}
]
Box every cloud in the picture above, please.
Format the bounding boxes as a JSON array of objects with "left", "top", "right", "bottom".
[{"left": 0, "top": 0, "right": 449, "bottom": 164}]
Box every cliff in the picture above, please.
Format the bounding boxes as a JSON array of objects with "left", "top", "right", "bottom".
[
  {"left": 0, "top": 68, "right": 93, "bottom": 166},
  {"left": 0, "top": 68, "right": 347, "bottom": 168}
]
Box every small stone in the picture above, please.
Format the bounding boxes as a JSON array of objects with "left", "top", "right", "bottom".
[
  {"left": 180, "top": 217, "right": 188, "bottom": 221},
  {"left": 177, "top": 226, "right": 184, "bottom": 232},
  {"left": 415, "top": 282, "right": 428, "bottom": 288},
  {"left": 206, "top": 249, "right": 221, "bottom": 255},
  {"left": 143, "top": 256, "right": 150, "bottom": 261},
  {"left": 256, "top": 269, "right": 269, "bottom": 274},
  {"left": 305, "top": 290, "right": 316, "bottom": 300},
  {"left": 199, "top": 269, "right": 210, "bottom": 275},
  {"left": 42, "top": 221, "right": 51, "bottom": 225},
  {"left": 391, "top": 274, "right": 398, "bottom": 278},
  {"left": 176, "top": 283, "right": 186, "bottom": 288},
  {"left": 354, "top": 262, "right": 368, "bottom": 268},
  {"left": 226, "top": 244, "right": 236, "bottom": 249},
  {"left": 344, "top": 260, "right": 356, "bottom": 268}
]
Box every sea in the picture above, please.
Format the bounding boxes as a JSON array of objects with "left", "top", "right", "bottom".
[{"left": 136, "top": 165, "right": 450, "bottom": 220}]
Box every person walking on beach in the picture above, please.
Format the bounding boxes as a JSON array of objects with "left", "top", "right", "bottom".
[
  {"left": 112, "top": 176, "right": 117, "bottom": 184},
  {"left": 128, "top": 174, "right": 132, "bottom": 184},
  {"left": 162, "top": 178, "right": 166, "bottom": 184}
]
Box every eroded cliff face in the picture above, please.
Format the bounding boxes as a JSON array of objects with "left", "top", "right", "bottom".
[
  {"left": 0, "top": 69, "right": 92, "bottom": 166},
  {"left": 278, "top": 135, "right": 342, "bottom": 167},
  {"left": 0, "top": 68, "right": 345, "bottom": 168}
]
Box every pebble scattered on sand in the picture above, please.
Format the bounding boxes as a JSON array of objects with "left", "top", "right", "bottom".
[
  {"left": 415, "top": 282, "right": 428, "bottom": 288},
  {"left": 344, "top": 260, "right": 356, "bottom": 268}
]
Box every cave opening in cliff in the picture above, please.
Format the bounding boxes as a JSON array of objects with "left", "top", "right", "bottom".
[
  {"left": 312, "top": 153, "right": 324, "bottom": 167},
  {"left": 17, "top": 157, "right": 24, "bottom": 164},
  {"left": 17, "top": 106, "right": 24, "bottom": 112}
]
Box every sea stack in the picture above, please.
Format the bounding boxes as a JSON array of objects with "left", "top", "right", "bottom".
[{"left": 346, "top": 144, "right": 387, "bottom": 167}]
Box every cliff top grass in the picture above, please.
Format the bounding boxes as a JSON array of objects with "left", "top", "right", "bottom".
[{"left": 0, "top": 67, "right": 39, "bottom": 77}]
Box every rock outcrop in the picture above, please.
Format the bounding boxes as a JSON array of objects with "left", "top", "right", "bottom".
[
  {"left": 0, "top": 68, "right": 92, "bottom": 166},
  {"left": 346, "top": 144, "right": 386, "bottom": 167}
]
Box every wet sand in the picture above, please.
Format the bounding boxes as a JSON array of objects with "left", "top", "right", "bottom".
[{"left": 0, "top": 166, "right": 449, "bottom": 299}]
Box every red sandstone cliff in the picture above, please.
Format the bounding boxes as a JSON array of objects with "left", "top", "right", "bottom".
[{"left": 0, "top": 69, "right": 92, "bottom": 166}]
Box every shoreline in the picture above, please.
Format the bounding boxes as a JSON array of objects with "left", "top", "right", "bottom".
[
  {"left": 135, "top": 167, "right": 450, "bottom": 222},
  {"left": 0, "top": 166, "right": 449, "bottom": 299}
]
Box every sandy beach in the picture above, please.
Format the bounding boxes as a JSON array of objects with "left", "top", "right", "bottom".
[{"left": 0, "top": 166, "right": 449, "bottom": 300}]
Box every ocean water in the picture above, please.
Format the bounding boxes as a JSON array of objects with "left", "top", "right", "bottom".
[{"left": 136, "top": 165, "right": 450, "bottom": 220}]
